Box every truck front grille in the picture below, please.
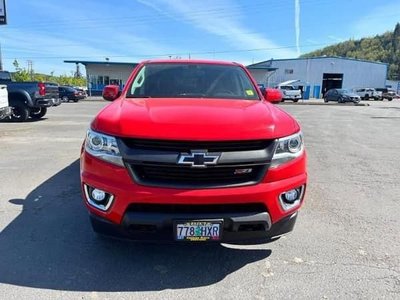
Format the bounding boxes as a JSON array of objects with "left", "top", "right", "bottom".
[
  {"left": 130, "top": 164, "right": 267, "bottom": 188},
  {"left": 119, "top": 138, "right": 275, "bottom": 189},
  {"left": 121, "top": 139, "right": 271, "bottom": 152}
]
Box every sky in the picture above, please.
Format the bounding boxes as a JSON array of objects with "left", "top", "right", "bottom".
[{"left": 0, "top": 0, "right": 399, "bottom": 75}]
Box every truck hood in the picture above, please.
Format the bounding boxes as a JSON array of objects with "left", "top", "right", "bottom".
[
  {"left": 92, "top": 98, "right": 299, "bottom": 140},
  {"left": 278, "top": 80, "right": 301, "bottom": 86}
]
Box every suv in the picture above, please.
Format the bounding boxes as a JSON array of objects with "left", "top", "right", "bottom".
[
  {"left": 355, "top": 88, "right": 382, "bottom": 100},
  {"left": 375, "top": 88, "right": 398, "bottom": 101},
  {"left": 80, "top": 60, "right": 307, "bottom": 243}
]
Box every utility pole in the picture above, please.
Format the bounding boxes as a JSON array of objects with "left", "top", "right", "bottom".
[
  {"left": 74, "top": 63, "right": 82, "bottom": 78},
  {"left": 27, "top": 60, "right": 33, "bottom": 80},
  {"left": 0, "top": 1, "right": 7, "bottom": 71},
  {"left": 0, "top": 43, "right": 3, "bottom": 71}
]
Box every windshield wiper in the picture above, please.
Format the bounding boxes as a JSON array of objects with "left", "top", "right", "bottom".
[
  {"left": 127, "top": 95, "right": 152, "bottom": 98},
  {"left": 176, "top": 93, "right": 206, "bottom": 97}
]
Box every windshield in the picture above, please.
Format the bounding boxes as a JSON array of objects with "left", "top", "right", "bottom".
[
  {"left": 337, "top": 89, "right": 351, "bottom": 93},
  {"left": 127, "top": 63, "right": 259, "bottom": 100},
  {"left": 279, "top": 85, "right": 295, "bottom": 90}
]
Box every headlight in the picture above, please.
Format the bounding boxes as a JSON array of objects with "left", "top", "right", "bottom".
[
  {"left": 85, "top": 129, "right": 124, "bottom": 167},
  {"left": 271, "top": 132, "right": 304, "bottom": 167}
]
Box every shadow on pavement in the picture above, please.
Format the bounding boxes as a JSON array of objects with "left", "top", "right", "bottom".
[
  {"left": 0, "top": 117, "right": 48, "bottom": 123},
  {"left": 0, "top": 160, "right": 271, "bottom": 291}
]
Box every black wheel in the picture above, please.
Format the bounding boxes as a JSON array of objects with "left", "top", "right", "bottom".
[
  {"left": 29, "top": 107, "right": 47, "bottom": 119},
  {"left": 73, "top": 99, "right": 79, "bottom": 103},
  {"left": 324, "top": 98, "right": 328, "bottom": 103},
  {"left": 62, "top": 96, "right": 69, "bottom": 102},
  {"left": 364, "top": 94, "right": 369, "bottom": 100},
  {"left": 338, "top": 97, "right": 343, "bottom": 103},
  {"left": 11, "top": 104, "right": 29, "bottom": 122}
]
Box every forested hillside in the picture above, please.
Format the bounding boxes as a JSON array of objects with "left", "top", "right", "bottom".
[{"left": 301, "top": 23, "right": 400, "bottom": 80}]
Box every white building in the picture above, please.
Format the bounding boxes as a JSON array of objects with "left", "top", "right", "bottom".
[
  {"left": 64, "top": 60, "right": 138, "bottom": 95},
  {"left": 247, "top": 56, "right": 388, "bottom": 99}
]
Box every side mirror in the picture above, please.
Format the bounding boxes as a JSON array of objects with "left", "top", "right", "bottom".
[
  {"left": 264, "top": 88, "right": 283, "bottom": 103},
  {"left": 102, "top": 85, "right": 121, "bottom": 101}
]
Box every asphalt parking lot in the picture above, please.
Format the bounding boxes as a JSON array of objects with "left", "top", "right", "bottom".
[{"left": 1, "top": 100, "right": 399, "bottom": 299}]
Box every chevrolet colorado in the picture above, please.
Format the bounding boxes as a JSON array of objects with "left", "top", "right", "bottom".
[{"left": 80, "top": 60, "right": 307, "bottom": 243}]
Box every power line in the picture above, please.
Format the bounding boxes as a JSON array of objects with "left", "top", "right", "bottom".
[
  {"left": 2, "top": 42, "right": 333, "bottom": 61},
  {"left": 4, "top": 0, "right": 330, "bottom": 30}
]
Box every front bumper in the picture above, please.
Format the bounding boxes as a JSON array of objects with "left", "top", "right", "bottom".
[
  {"left": 90, "top": 210, "right": 298, "bottom": 243},
  {"left": 283, "top": 95, "right": 301, "bottom": 100},
  {"left": 81, "top": 150, "right": 307, "bottom": 243}
]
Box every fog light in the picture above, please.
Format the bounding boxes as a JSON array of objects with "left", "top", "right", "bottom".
[
  {"left": 279, "top": 186, "right": 305, "bottom": 211},
  {"left": 91, "top": 189, "right": 106, "bottom": 202},
  {"left": 83, "top": 184, "right": 114, "bottom": 211},
  {"left": 283, "top": 189, "right": 298, "bottom": 203}
]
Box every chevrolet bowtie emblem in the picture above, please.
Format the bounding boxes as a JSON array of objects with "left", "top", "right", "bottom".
[{"left": 178, "top": 150, "right": 220, "bottom": 168}]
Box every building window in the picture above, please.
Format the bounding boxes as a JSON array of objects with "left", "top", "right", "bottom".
[{"left": 285, "top": 69, "right": 294, "bottom": 74}]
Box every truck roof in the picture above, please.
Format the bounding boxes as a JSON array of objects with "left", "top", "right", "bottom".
[{"left": 141, "top": 59, "right": 242, "bottom": 66}]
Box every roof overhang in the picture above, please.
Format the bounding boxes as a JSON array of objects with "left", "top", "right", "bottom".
[{"left": 64, "top": 60, "right": 138, "bottom": 66}]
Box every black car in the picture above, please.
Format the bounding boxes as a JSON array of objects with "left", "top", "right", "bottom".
[
  {"left": 324, "top": 89, "right": 361, "bottom": 103},
  {"left": 59, "top": 86, "right": 86, "bottom": 102}
]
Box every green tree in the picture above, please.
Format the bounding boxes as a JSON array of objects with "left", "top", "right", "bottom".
[
  {"left": 12, "top": 59, "right": 30, "bottom": 81},
  {"left": 10, "top": 59, "right": 87, "bottom": 85},
  {"left": 301, "top": 23, "right": 400, "bottom": 79}
]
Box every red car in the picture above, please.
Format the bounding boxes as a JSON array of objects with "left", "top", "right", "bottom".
[{"left": 80, "top": 60, "right": 307, "bottom": 243}]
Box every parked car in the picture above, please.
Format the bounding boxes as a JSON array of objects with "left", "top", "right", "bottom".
[
  {"left": 275, "top": 80, "right": 302, "bottom": 102},
  {"left": 324, "top": 89, "right": 361, "bottom": 103},
  {"left": 375, "top": 88, "right": 399, "bottom": 101},
  {"left": 355, "top": 88, "right": 382, "bottom": 100},
  {"left": 81, "top": 59, "right": 307, "bottom": 243},
  {"left": 0, "top": 71, "right": 59, "bottom": 122},
  {"left": 59, "top": 86, "right": 86, "bottom": 102}
]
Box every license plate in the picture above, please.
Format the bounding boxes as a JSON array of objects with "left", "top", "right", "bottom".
[{"left": 175, "top": 220, "right": 222, "bottom": 241}]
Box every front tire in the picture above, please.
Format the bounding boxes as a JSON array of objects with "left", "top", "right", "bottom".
[
  {"left": 324, "top": 98, "right": 328, "bottom": 103},
  {"left": 11, "top": 104, "right": 29, "bottom": 122},
  {"left": 29, "top": 107, "right": 47, "bottom": 119}
]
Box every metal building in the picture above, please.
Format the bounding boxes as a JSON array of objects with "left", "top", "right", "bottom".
[
  {"left": 247, "top": 56, "right": 388, "bottom": 99},
  {"left": 64, "top": 60, "right": 138, "bottom": 95}
]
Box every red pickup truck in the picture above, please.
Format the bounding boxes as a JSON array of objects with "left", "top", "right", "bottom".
[{"left": 80, "top": 60, "right": 307, "bottom": 243}]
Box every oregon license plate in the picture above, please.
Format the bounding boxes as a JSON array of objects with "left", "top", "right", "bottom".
[{"left": 175, "top": 220, "right": 222, "bottom": 241}]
